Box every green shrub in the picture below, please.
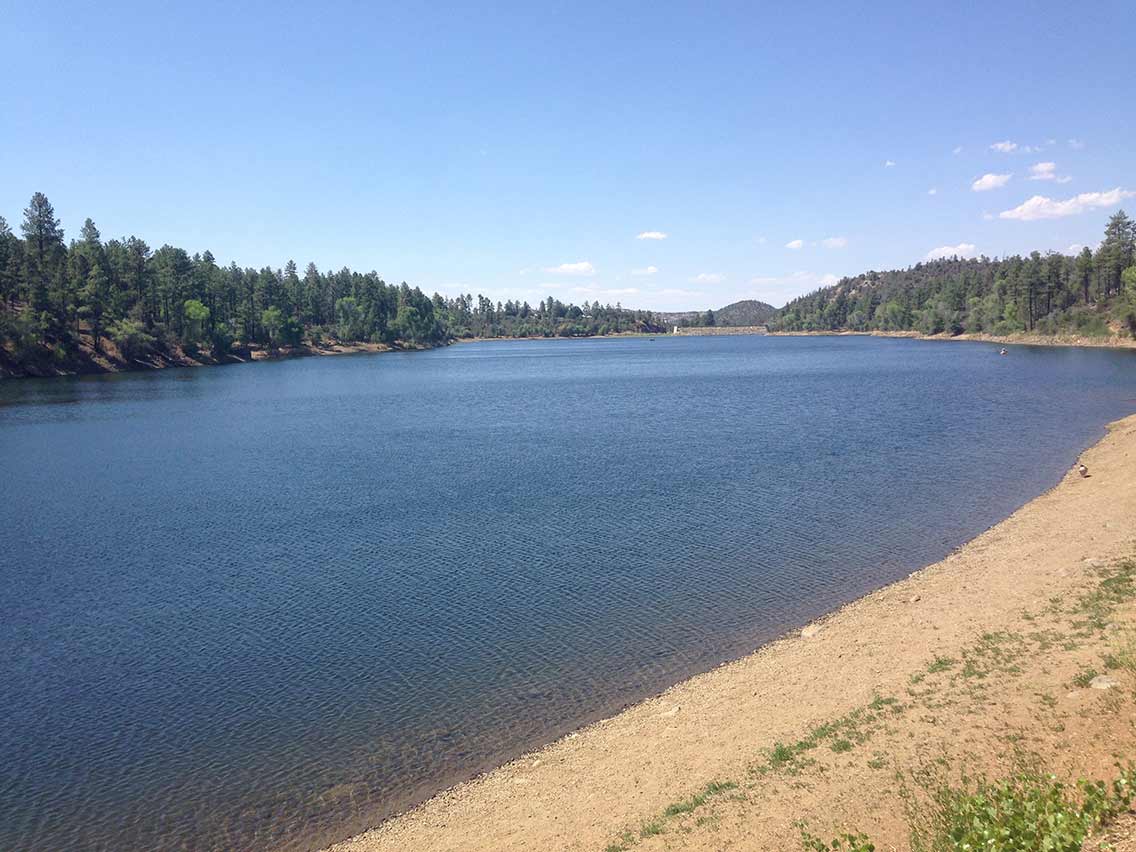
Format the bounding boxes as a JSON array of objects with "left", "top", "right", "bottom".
[{"left": 802, "top": 764, "right": 1135, "bottom": 852}]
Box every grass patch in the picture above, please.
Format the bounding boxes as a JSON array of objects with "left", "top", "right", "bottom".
[
  {"left": 927, "top": 655, "right": 956, "bottom": 673},
  {"left": 1073, "top": 667, "right": 1099, "bottom": 689}
]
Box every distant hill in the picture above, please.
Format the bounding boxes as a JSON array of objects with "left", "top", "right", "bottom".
[
  {"left": 658, "top": 299, "right": 776, "bottom": 328},
  {"left": 769, "top": 210, "right": 1135, "bottom": 339},
  {"left": 715, "top": 299, "right": 777, "bottom": 326}
]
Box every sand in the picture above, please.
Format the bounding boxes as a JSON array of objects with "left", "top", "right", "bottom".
[{"left": 321, "top": 414, "right": 1136, "bottom": 852}]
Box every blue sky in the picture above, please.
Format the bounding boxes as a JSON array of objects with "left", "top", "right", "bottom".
[{"left": 2, "top": 1, "right": 1133, "bottom": 310}]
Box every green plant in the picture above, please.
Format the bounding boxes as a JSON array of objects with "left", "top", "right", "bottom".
[
  {"left": 800, "top": 828, "right": 876, "bottom": 851},
  {"left": 1072, "top": 667, "right": 1099, "bottom": 688}
]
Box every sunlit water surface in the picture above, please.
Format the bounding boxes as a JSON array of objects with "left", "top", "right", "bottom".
[{"left": 2, "top": 335, "right": 1135, "bottom": 851}]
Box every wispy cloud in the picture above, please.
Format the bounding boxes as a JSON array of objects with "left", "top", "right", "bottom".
[
  {"left": 999, "top": 188, "right": 1135, "bottom": 221},
  {"left": 545, "top": 261, "right": 596, "bottom": 276},
  {"left": 1066, "top": 244, "right": 1084, "bottom": 254},
  {"left": 928, "top": 187, "right": 938, "bottom": 196},
  {"left": 990, "top": 140, "right": 1018, "bottom": 153},
  {"left": 1028, "top": 162, "right": 1058, "bottom": 181},
  {"left": 1068, "top": 138, "right": 1085, "bottom": 150},
  {"left": 785, "top": 239, "right": 805, "bottom": 250},
  {"left": 884, "top": 159, "right": 896, "bottom": 167},
  {"left": 821, "top": 236, "right": 848, "bottom": 249},
  {"left": 926, "top": 243, "right": 977, "bottom": 260},
  {"left": 570, "top": 286, "right": 639, "bottom": 298},
  {"left": 952, "top": 146, "right": 963, "bottom": 155},
  {"left": 631, "top": 265, "right": 658, "bottom": 277},
  {"left": 690, "top": 272, "right": 724, "bottom": 284},
  {"left": 972, "top": 173, "right": 1012, "bottom": 192},
  {"left": 636, "top": 231, "right": 668, "bottom": 241}
]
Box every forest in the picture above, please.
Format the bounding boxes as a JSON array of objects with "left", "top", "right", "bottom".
[
  {"left": 769, "top": 211, "right": 1136, "bottom": 337},
  {"left": 5, "top": 193, "right": 1136, "bottom": 378},
  {"left": 0, "top": 193, "right": 664, "bottom": 376}
]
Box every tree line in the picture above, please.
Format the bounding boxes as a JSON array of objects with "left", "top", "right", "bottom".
[
  {"left": 769, "top": 211, "right": 1136, "bottom": 338},
  {"left": 0, "top": 193, "right": 664, "bottom": 373}
]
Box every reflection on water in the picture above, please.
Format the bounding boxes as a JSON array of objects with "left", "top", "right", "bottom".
[{"left": 2, "top": 336, "right": 1135, "bottom": 851}]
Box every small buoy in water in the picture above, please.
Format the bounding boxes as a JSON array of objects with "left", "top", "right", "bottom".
[{"left": 1078, "top": 463, "right": 1089, "bottom": 478}]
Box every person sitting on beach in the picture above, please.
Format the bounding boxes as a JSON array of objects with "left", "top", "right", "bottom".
[{"left": 1078, "top": 463, "right": 1089, "bottom": 478}]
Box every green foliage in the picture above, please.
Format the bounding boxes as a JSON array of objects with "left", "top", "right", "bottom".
[
  {"left": 1, "top": 192, "right": 663, "bottom": 373},
  {"left": 108, "top": 318, "right": 155, "bottom": 362},
  {"left": 770, "top": 211, "right": 1136, "bottom": 337},
  {"left": 800, "top": 829, "right": 876, "bottom": 851},
  {"left": 803, "top": 765, "right": 1136, "bottom": 852},
  {"left": 183, "top": 299, "right": 210, "bottom": 347},
  {"left": 913, "top": 766, "right": 1135, "bottom": 852},
  {"left": 260, "top": 305, "right": 283, "bottom": 346}
]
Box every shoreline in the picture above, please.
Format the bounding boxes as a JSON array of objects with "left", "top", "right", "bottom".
[
  {"left": 321, "top": 412, "right": 1136, "bottom": 851},
  {"left": 768, "top": 328, "right": 1136, "bottom": 349},
  {"left": 0, "top": 333, "right": 663, "bottom": 380},
  {"left": 0, "top": 339, "right": 430, "bottom": 380},
  {"left": 6, "top": 327, "right": 1134, "bottom": 380}
]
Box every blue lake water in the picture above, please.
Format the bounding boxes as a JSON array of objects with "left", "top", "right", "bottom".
[{"left": 2, "top": 334, "right": 1135, "bottom": 851}]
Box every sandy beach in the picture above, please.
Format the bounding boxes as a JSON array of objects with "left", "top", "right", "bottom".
[{"left": 321, "top": 412, "right": 1136, "bottom": 852}]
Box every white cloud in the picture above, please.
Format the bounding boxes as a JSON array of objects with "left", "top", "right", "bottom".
[
  {"left": 545, "top": 261, "right": 596, "bottom": 276},
  {"left": 636, "top": 231, "right": 668, "bottom": 241},
  {"left": 884, "top": 159, "right": 896, "bottom": 167},
  {"left": 571, "top": 286, "right": 639, "bottom": 298},
  {"left": 925, "top": 243, "right": 977, "bottom": 260},
  {"left": 1046, "top": 139, "right": 1056, "bottom": 146},
  {"left": 982, "top": 212, "right": 994, "bottom": 221},
  {"left": 972, "top": 173, "right": 1013, "bottom": 191},
  {"left": 631, "top": 265, "right": 658, "bottom": 277},
  {"left": 928, "top": 187, "right": 938, "bottom": 196},
  {"left": 998, "top": 188, "right": 1136, "bottom": 221},
  {"left": 1066, "top": 244, "right": 1084, "bottom": 254},
  {"left": 1028, "top": 162, "right": 1057, "bottom": 180},
  {"left": 690, "top": 272, "right": 724, "bottom": 284},
  {"left": 756, "top": 235, "right": 768, "bottom": 245},
  {"left": 952, "top": 146, "right": 963, "bottom": 155},
  {"left": 821, "top": 236, "right": 848, "bottom": 249},
  {"left": 1068, "top": 138, "right": 1085, "bottom": 150},
  {"left": 990, "top": 140, "right": 1018, "bottom": 153},
  {"left": 785, "top": 238, "right": 805, "bottom": 250}
]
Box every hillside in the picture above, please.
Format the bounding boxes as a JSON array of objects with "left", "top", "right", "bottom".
[
  {"left": 769, "top": 210, "right": 1136, "bottom": 339},
  {"left": 659, "top": 299, "right": 776, "bottom": 328}
]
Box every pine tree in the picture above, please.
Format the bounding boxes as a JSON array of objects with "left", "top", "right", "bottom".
[{"left": 20, "top": 192, "right": 65, "bottom": 334}]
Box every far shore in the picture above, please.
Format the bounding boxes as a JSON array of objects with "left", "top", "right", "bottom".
[
  {"left": 323, "top": 412, "right": 1136, "bottom": 851},
  {"left": 769, "top": 327, "right": 1136, "bottom": 349},
  {"left": 7, "top": 325, "right": 1136, "bottom": 380}
]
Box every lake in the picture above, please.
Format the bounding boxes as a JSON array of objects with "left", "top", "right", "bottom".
[{"left": 2, "top": 335, "right": 1135, "bottom": 852}]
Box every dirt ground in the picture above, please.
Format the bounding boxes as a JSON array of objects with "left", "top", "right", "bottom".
[{"left": 322, "top": 414, "right": 1136, "bottom": 852}]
